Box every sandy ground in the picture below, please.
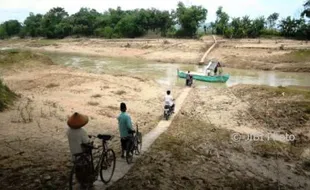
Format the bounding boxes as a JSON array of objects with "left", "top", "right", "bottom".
[
  {"left": 208, "top": 38, "right": 310, "bottom": 72},
  {"left": 0, "top": 57, "right": 183, "bottom": 189},
  {"left": 0, "top": 38, "right": 210, "bottom": 64},
  {"left": 1, "top": 36, "right": 310, "bottom": 72},
  {"left": 1, "top": 36, "right": 310, "bottom": 189},
  {"left": 108, "top": 85, "right": 310, "bottom": 190},
  {"left": 91, "top": 87, "right": 191, "bottom": 189}
]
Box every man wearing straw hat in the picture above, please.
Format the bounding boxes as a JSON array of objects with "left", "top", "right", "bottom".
[{"left": 67, "top": 112, "right": 90, "bottom": 159}]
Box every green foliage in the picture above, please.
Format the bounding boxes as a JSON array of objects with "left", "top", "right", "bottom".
[
  {"left": 279, "top": 17, "right": 310, "bottom": 39},
  {"left": 211, "top": 3, "right": 309, "bottom": 40},
  {"left": 0, "top": 25, "right": 8, "bottom": 39},
  {"left": 70, "top": 8, "right": 100, "bottom": 36},
  {"left": 40, "top": 7, "right": 69, "bottom": 38},
  {"left": 0, "top": 1, "right": 308, "bottom": 39},
  {"left": 94, "top": 26, "right": 114, "bottom": 38},
  {"left": 301, "top": 0, "right": 310, "bottom": 18},
  {"left": 0, "top": 79, "right": 17, "bottom": 111},
  {"left": 175, "top": 2, "right": 208, "bottom": 37},
  {"left": 115, "top": 14, "right": 146, "bottom": 38},
  {"left": 0, "top": 20, "right": 22, "bottom": 37},
  {"left": 248, "top": 16, "right": 265, "bottom": 38},
  {"left": 24, "top": 13, "right": 43, "bottom": 37},
  {"left": 267, "top": 13, "right": 279, "bottom": 29},
  {"left": 261, "top": 29, "right": 281, "bottom": 37},
  {"left": 214, "top": 6, "right": 229, "bottom": 35}
]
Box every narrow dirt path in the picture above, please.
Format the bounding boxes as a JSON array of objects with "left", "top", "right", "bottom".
[
  {"left": 93, "top": 87, "right": 192, "bottom": 189},
  {"left": 199, "top": 35, "right": 217, "bottom": 64}
]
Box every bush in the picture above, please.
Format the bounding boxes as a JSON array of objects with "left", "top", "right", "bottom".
[
  {"left": 166, "top": 27, "right": 177, "bottom": 38},
  {"left": 18, "top": 28, "right": 27, "bottom": 39},
  {"left": 95, "top": 26, "right": 114, "bottom": 39},
  {"left": 0, "top": 25, "right": 8, "bottom": 39},
  {"left": 0, "top": 79, "right": 17, "bottom": 111},
  {"left": 261, "top": 29, "right": 281, "bottom": 38}
]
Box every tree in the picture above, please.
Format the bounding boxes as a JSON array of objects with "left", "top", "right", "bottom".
[
  {"left": 301, "top": 0, "right": 310, "bottom": 18},
  {"left": 0, "top": 25, "right": 8, "bottom": 39},
  {"left": 115, "top": 14, "right": 145, "bottom": 38},
  {"left": 71, "top": 8, "right": 100, "bottom": 36},
  {"left": 248, "top": 16, "right": 265, "bottom": 38},
  {"left": 94, "top": 26, "right": 114, "bottom": 38},
  {"left": 2, "top": 20, "right": 21, "bottom": 37},
  {"left": 24, "top": 13, "right": 43, "bottom": 37},
  {"left": 279, "top": 16, "right": 298, "bottom": 37},
  {"left": 175, "top": 2, "right": 208, "bottom": 37},
  {"left": 107, "top": 7, "right": 125, "bottom": 28},
  {"left": 41, "top": 7, "right": 69, "bottom": 38},
  {"left": 214, "top": 6, "right": 229, "bottom": 35},
  {"left": 267, "top": 13, "right": 279, "bottom": 29}
]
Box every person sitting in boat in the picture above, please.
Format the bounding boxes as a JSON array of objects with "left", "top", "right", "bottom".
[{"left": 165, "top": 90, "right": 175, "bottom": 113}]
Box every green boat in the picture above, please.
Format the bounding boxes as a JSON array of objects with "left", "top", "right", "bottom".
[{"left": 177, "top": 69, "right": 230, "bottom": 83}]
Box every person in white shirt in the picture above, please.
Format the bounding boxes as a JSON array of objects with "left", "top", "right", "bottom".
[
  {"left": 66, "top": 112, "right": 90, "bottom": 160},
  {"left": 164, "top": 90, "right": 175, "bottom": 112}
]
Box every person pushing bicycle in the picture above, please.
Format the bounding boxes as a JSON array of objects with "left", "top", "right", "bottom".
[
  {"left": 117, "top": 102, "right": 134, "bottom": 158},
  {"left": 67, "top": 112, "right": 90, "bottom": 161}
]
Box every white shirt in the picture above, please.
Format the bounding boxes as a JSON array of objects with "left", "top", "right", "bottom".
[
  {"left": 164, "top": 94, "right": 174, "bottom": 106},
  {"left": 67, "top": 128, "right": 90, "bottom": 156}
]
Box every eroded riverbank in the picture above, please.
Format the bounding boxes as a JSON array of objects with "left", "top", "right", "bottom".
[{"left": 1, "top": 36, "right": 310, "bottom": 72}]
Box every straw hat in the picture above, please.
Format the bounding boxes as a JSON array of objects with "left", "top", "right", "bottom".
[{"left": 67, "top": 112, "right": 89, "bottom": 129}]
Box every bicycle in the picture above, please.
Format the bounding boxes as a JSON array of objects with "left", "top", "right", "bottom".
[
  {"left": 126, "top": 124, "right": 142, "bottom": 164},
  {"left": 69, "top": 134, "right": 116, "bottom": 190}
]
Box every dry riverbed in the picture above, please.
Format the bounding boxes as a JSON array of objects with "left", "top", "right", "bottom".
[
  {"left": 108, "top": 85, "right": 310, "bottom": 190},
  {"left": 0, "top": 50, "right": 182, "bottom": 189},
  {"left": 0, "top": 45, "right": 310, "bottom": 189},
  {"left": 1, "top": 36, "right": 310, "bottom": 72}
]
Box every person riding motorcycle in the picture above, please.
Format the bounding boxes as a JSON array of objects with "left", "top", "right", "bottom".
[{"left": 164, "top": 90, "right": 175, "bottom": 113}]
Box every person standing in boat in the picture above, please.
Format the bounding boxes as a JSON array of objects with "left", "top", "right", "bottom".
[
  {"left": 214, "top": 62, "right": 221, "bottom": 75},
  {"left": 186, "top": 71, "right": 192, "bottom": 86}
]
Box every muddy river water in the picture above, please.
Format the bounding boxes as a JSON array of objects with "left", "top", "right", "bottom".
[{"left": 48, "top": 53, "right": 310, "bottom": 88}]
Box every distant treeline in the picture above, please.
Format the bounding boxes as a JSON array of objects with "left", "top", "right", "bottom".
[
  {"left": 211, "top": 1, "right": 310, "bottom": 40},
  {"left": 0, "top": 1, "right": 309, "bottom": 39}
]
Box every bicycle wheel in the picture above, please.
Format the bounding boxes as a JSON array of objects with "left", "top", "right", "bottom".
[
  {"left": 69, "top": 165, "right": 78, "bottom": 190},
  {"left": 100, "top": 149, "right": 116, "bottom": 184},
  {"left": 165, "top": 114, "right": 169, "bottom": 120},
  {"left": 126, "top": 140, "right": 134, "bottom": 164},
  {"left": 135, "top": 133, "right": 142, "bottom": 155}
]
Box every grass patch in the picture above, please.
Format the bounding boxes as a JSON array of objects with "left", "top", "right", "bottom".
[
  {"left": 45, "top": 83, "right": 59, "bottom": 88},
  {"left": 87, "top": 101, "right": 99, "bottom": 106},
  {"left": 302, "top": 160, "right": 310, "bottom": 171},
  {"left": 114, "top": 90, "right": 126, "bottom": 95},
  {"left": 280, "top": 49, "right": 310, "bottom": 62},
  {"left": 0, "top": 79, "right": 17, "bottom": 111},
  {"left": 0, "top": 49, "right": 54, "bottom": 66},
  {"left": 91, "top": 94, "right": 102, "bottom": 98},
  {"left": 107, "top": 105, "right": 119, "bottom": 110},
  {"left": 274, "top": 85, "right": 310, "bottom": 99},
  {"left": 27, "top": 39, "right": 58, "bottom": 47}
]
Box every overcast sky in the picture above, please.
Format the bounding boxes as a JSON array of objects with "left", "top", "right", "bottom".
[{"left": 0, "top": 0, "right": 306, "bottom": 23}]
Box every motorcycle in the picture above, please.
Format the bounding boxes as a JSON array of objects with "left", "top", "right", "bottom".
[
  {"left": 186, "top": 75, "right": 193, "bottom": 87},
  {"left": 164, "top": 104, "right": 173, "bottom": 120},
  {"left": 186, "top": 78, "right": 193, "bottom": 87}
]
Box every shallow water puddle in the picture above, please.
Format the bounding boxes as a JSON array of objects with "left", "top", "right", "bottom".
[{"left": 46, "top": 52, "right": 310, "bottom": 88}]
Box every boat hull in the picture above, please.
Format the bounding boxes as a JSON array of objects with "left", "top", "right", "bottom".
[{"left": 177, "top": 70, "right": 229, "bottom": 83}]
